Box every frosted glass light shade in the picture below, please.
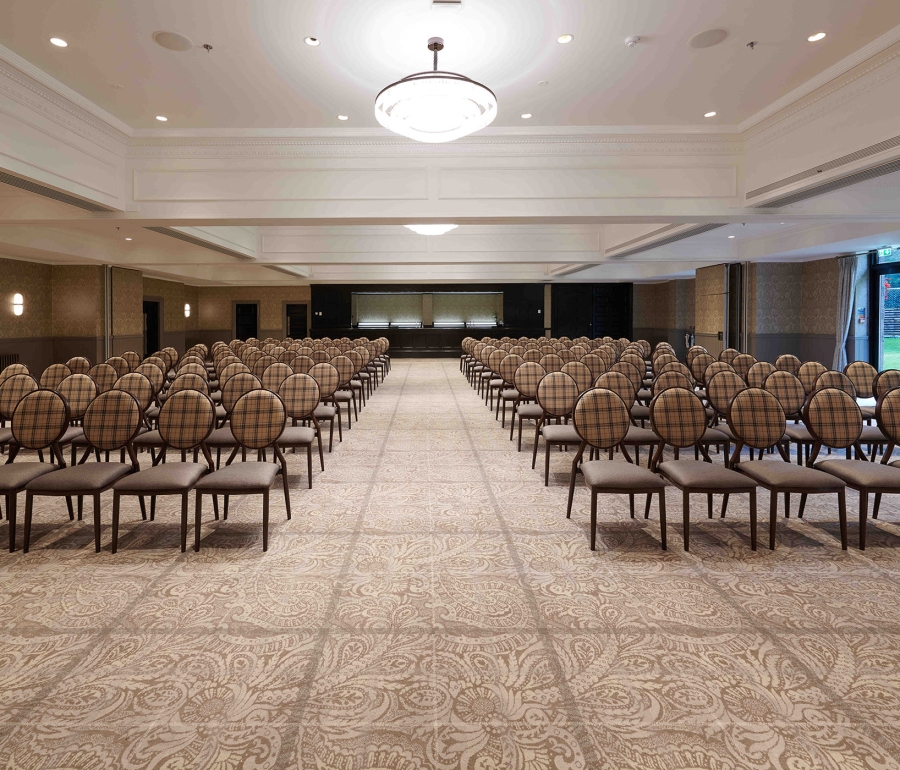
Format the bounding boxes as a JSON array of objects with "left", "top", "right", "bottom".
[
  {"left": 404, "top": 224, "right": 458, "bottom": 235},
  {"left": 12, "top": 293, "right": 23, "bottom": 316},
  {"left": 375, "top": 72, "right": 497, "bottom": 143}
]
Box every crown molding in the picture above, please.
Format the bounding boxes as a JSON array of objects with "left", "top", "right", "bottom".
[
  {"left": 739, "top": 23, "right": 900, "bottom": 134},
  {"left": 0, "top": 43, "right": 131, "bottom": 139}
]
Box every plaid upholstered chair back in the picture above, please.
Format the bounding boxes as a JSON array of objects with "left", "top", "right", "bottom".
[
  {"left": 278, "top": 348, "right": 295, "bottom": 364},
  {"left": 719, "top": 348, "right": 740, "bottom": 365},
  {"left": 727, "top": 388, "right": 786, "bottom": 449},
  {"left": 844, "top": 361, "right": 877, "bottom": 399},
  {"left": 278, "top": 374, "right": 321, "bottom": 420},
  {"left": 177, "top": 353, "right": 204, "bottom": 369},
  {"left": 620, "top": 353, "right": 644, "bottom": 373},
  {"left": 798, "top": 361, "right": 827, "bottom": 394},
  {"left": 309, "top": 363, "right": 340, "bottom": 399},
  {"left": 105, "top": 356, "right": 129, "bottom": 378},
  {"left": 113, "top": 373, "right": 155, "bottom": 410},
  {"left": 690, "top": 353, "right": 716, "bottom": 383},
  {"left": 561, "top": 361, "right": 592, "bottom": 393},
  {"left": 652, "top": 370, "right": 693, "bottom": 398},
  {"left": 570, "top": 345, "right": 588, "bottom": 359},
  {"left": 222, "top": 373, "right": 261, "bottom": 413},
  {"left": 539, "top": 354, "right": 563, "bottom": 373},
  {"left": 57, "top": 374, "right": 97, "bottom": 420},
  {"left": 686, "top": 345, "right": 708, "bottom": 368},
  {"left": 158, "top": 390, "right": 216, "bottom": 450},
  {"left": 325, "top": 346, "right": 342, "bottom": 359},
  {"left": 581, "top": 353, "right": 606, "bottom": 379},
  {"left": 610, "top": 361, "right": 643, "bottom": 393},
  {"left": 488, "top": 350, "right": 506, "bottom": 374},
  {"left": 650, "top": 388, "right": 708, "bottom": 448},
  {"left": 747, "top": 361, "right": 776, "bottom": 388},
  {"left": 177, "top": 362, "right": 208, "bottom": 380},
  {"left": 763, "top": 371, "right": 805, "bottom": 416},
  {"left": 11, "top": 389, "right": 70, "bottom": 451},
  {"left": 89, "top": 363, "right": 119, "bottom": 394},
  {"left": 597, "top": 346, "right": 617, "bottom": 369},
  {"left": 271, "top": 346, "right": 287, "bottom": 360},
  {"left": 252, "top": 355, "right": 277, "bottom": 378},
  {"left": 706, "top": 370, "right": 746, "bottom": 417},
  {"left": 509, "top": 345, "right": 526, "bottom": 358},
  {"left": 815, "top": 370, "right": 856, "bottom": 399},
  {"left": 557, "top": 348, "right": 576, "bottom": 364},
  {"left": 242, "top": 348, "right": 263, "bottom": 367},
  {"left": 573, "top": 388, "right": 630, "bottom": 450},
  {"left": 83, "top": 390, "right": 143, "bottom": 451},
  {"left": 876, "top": 387, "right": 900, "bottom": 445},
  {"left": 0, "top": 365, "right": 30, "bottom": 387},
  {"left": 261, "top": 362, "right": 293, "bottom": 392},
  {"left": 287, "top": 354, "right": 312, "bottom": 374},
  {"left": 499, "top": 354, "right": 524, "bottom": 384},
  {"left": 0, "top": 374, "right": 38, "bottom": 420},
  {"left": 479, "top": 346, "right": 497, "bottom": 366},
  {"left": 144, "top": 356, "right": 168, "bottom": 376},
  {"left": 330, "top": 355, "right": 354, "bottom": 388},
  {"left": 215, "top": 354, "right": 240, "bottom": 375},
  {"left": 355, "top": 346, "right": 371, "bottom": 366},
  {"left": 658, "top": 360, "right": 694, "bottom": 384},
  {"left": 166, "top": 373, "right": 209, "bottom": 398},
  {"left": 134, "top": 362, "right": 165, "bottom": 395},
  {"left": 230, "top": 390, "right": 286, "bottom": 450},
  {"left": 703, "top": 360, "right": 734, "bottom": 386},
  {"left": 732, "top": 354, "right": 757, "bottom": 381},
  {"left": 220, "top": 362, "right": 251, "bottom": 385},
  {"left": 803, "top": 388, "right": 863, "bottom": 449},
  {"left": 40, "top": 363, "right": 72, "bottom": 390},
  {"left": 310, "top": 349, "right": 332, "bottom": 365},
  {"left": 875, "top": 370, "right": 900, "bottom": 401},
  {"left": 775, "top": 354, "right": 801, "bottom": 375},
  {"left": 522, "top": 349, "right": 542, "bottom": 364},
  {"left": 345, "top": 350, "right": 364, "bottom": 374},
  {"left": 594, "top": 371, "right": 636, "bottom": 408},
  {"left": 514, "top": 362, "right": 546, "bottom": 400},
  {"left": 121, "top": 351, "right": 141, "bottom": 372},
  {"left": 65, "top": 356, "right": 92, "bottom": 375},
  {"left": 652, "top": 353, "right": 677, "bottom": 374}
]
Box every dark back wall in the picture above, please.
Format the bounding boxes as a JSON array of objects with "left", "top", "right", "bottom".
[{"left": 552, "top": 283, "right": 633, "bottom": 339}]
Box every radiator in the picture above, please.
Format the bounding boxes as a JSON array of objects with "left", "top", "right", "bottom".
[{"left": 0, "top": 353, "right": 20, "bottom": 370}]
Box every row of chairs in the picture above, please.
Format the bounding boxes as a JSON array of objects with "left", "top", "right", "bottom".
[
  {"left": 461, "top": 336, "right": 900, "bottom": 553},
  {"left": 0, "top": 337, "right": 391, "bottom": 554}
]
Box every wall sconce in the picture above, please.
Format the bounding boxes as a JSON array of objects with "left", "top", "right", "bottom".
[
  {"left": 184, "top": 303, "right": 191, "bottom": 318},
  {"left": 12, "top": 293, "right": 24, "bottom": 316}
]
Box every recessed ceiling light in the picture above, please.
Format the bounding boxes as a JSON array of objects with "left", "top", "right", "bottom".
[
  {"left": 538, "top": 80, "right": 548, "bottom": 86},
  {"left": 305, "top": 37, "right": 320, "bottom": 46},
  {"left": 156, "top": 116, "right": 168, "bottom": 122},
  {"left": 728, "top": 235, "right": 735, "bottom": 239},
  {"left": 405, "top": 224, "right": 458, "bottom": 236},
  {"left": 704, "top": 111, "right": 717, "bottom": 118},
  {"left": 521, "top": 113, "right": 532, "bottom": 119},
  {"left": 337, "top": 114, "right": 348, "bottom": 121},
  {"left": 689, "top": 28, "right": 728, "bottom": 49},
  {"left": 557, "top": 34, "right": 574, "bottom": 44},
  {"left": 50, "top": 38, "right": 68, "bottom": 47},
  {"left": 808, "top": 32, "right": 826, "bottom": 42},
  {"left": 125, "top": 237, "right": 132, "bottom": 241}
]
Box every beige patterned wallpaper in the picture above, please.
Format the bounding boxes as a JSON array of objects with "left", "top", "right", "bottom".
[
  {"left": 51, "top": 265, "right": 104, "bottom": 338},
  {"left": 0, "top": 255, "right": 52, "bottom": 340},
  {"left": 184, "top": 284, "right": 199, "bottom": 333},
  {"left": 677, "top": 279, "right": 695, "bottom": 329},
  {"left": 694, "top": 265, "right": 726, "bottom": 334},
  {"left": 633, "top": 279, "right": 695, "bottom": 331},
  {"left": 801, "top": 258, "right": 839, "bottom": 336},
  {"left": 751, "top": 263, "right": 802, "bottom": 335},
  {"left": 198, "top": 286, "right": 311, "bottom": 332},
  {"left": 143, "top": 277, "right": 187, "bottom": 333},
  {"left": 112, "top": 267, "right": 143, "bottom": 336}
]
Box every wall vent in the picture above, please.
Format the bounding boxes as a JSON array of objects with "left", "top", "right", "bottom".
[
  {"left": 0, "top": 171, "right": 113, "bottom": 213},
  {"left": 746, "top": 133, "right": 900, "bottom": 201},
  {"left": 607, "top": 223, "right": 727, "bottom": 259},
  {"left": 0, "top": 353, "right": 20, "bottom": 370},
  {"left": 143, "top": 227, "right": 255, "bottom": 260},
  {"left": 752, "top": 158, "right": 900, "bottom": 209}
]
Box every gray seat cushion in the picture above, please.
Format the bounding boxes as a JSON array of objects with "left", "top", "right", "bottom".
[
  {"left": 26, "top": 463, "right": 133, "bottom": 493},
  {"left": 215, "top": 405, "right": 227, "bottom": 419},
  {"left": 0, "top": 427, "right": 12, "bottom": 445},
  {"left": 622, "top": 425, "right": 658, "bottom": 445},
  {"left": 860, "top": 425, "right": 888, "bottom": 442},
  {"left": 501, "top": 389, "right": 519, "bottom": 401},
  {"left": 784, "top": 424, "right": 813, "bottom": 442},
  {"left": 279, "top": 426, "right": 316, "bottom": 446},
  {"left": 194, "top": 462, "right": 279, "bottom": 493},
  {"left": 134, "top": 430, "right": 164, "bottom": 447},
  {"left": 659, "top": 460, "right": 757, "bottom": 491},
  {"left": 0, "top": 463, "right": 61, "bottom": 491},
  {"left": 205, "top": 427, "right": 236, "bottom": 447},
  {"left": 334, "top": 390, "right": 353, "bottom": 402},
  {"left": 58, "top": 426, "right": 84, "bottom": 445},
  {"left": 315, "top": 405, "right": 336, "bottom": 419},
  {"left": 815, "top": 460, "right": 900, "bottom": 490},
  {"left": 114, "top": 463, "right": 208, "bottom": 494},
  {"left": 582, "top": 460, "right": 666, "bottom": 492},
  {"left": 712, "top": 423, "right": 736, "bottom": 441},
  {"left": 637, "top": 388, "right": 651, "bottom": 401},
  {"left": 516, "top": 404, "right": 543, "bottom": 419},
  {"left": 630, "top": 405, "right": 650, "bottom": 420},
  {"left": 541, "top": 424, "right": 580, "bottom": 443},
  {"left": 736, "top": 461, "right": 845, "bottom": 490},
  {"left": 701, "top": 427, "right": 729, "bottom": 444}
]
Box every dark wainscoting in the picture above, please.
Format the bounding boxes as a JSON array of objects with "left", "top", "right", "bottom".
[
  {"left": 112, "top": 335, "right": 144, "bottom": 357},
  {"left": 0, "top": 337, "right": 55, "bottom": 374},
  {"left": 312, "top": 327, "right": 545, "bottom": 357},
  {"left": 632, "top": 327, "right": 691, "bottom": 359}
]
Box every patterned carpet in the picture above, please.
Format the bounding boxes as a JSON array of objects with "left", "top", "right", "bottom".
[{"left": 1, "top": 358, "right": 900, "bottom": 769}]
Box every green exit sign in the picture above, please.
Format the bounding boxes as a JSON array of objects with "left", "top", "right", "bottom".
[{"left": 879, "top": 248, "right": 893, "bottom": 258}]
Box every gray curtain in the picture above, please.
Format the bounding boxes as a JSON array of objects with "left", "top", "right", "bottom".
[{"left": 834, "top": 254, "right": 866, "bottom": 371}]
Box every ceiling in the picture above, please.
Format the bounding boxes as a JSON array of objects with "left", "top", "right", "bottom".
[{"left": 2, "top": 0, "right": 899, "bottom": 130}]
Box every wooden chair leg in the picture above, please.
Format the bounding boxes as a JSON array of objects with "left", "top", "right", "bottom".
[
  {"left": 749, "top": 487, "right": 757, "bottom": 551},
  {"left": 7, "top": 493, "right": 16, "bottom": 552},
  {"left": 23, "top": 492, "right": 33, "bottom": 553},
  {"left": 629, "top": 494, "right": 635, "bottom": 519},
  {"left": 682, "top": 489, "right": 690, "bottom": 552},
  {"left": 93, "top": 494, "right": 102, "bottom": 553},
  {"left": 837, "top": 487, "right": 848, "bottom": 550},
  {"left": 544, "top": 442, "right": 551, "bottom": 486},
  {"left": 769, "top": 489, "right": 777, "bottom": 550},
  {"left": 590, "top": 491, "right": 598, "bottom": 551},
  {"left": 262, "top": 490, "right": 270, "bottom": 552},
  {"left": 112, "top": 492, "right": 121, "bottom": 554},
  {"left": 194, "top": 493, "right": 202, "bottom": 552},
  {"left": 307, "top": 445, "right": 313, "bottom": 489},
  {"left": 873, "top": 492, "right": 882, "bottom": 519},
  {"left": 859, "top": 489, "right": 868, "bottom": 550},
  {"left": 180, "top": 493, "right": 189, "bottom": 553},
  {"left": 658, "top": 490, "right": 667, "bottom": 550}
]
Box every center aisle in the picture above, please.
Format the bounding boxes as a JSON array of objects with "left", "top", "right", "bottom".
[{"left": 2, "top": 359, "right": 897, "bottom": 768}]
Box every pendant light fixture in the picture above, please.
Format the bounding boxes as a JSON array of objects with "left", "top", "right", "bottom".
[{"left": 375, "top": 37, "right": 497, "bottom": 143}]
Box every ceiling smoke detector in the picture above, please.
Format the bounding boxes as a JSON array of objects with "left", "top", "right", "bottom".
[
  {"left": 153, "top": 31, "right": 194, "bottom": 52},
  {"left": 689, "top": 29, "right": 728, "bottom": 49},
  {"left": 625, "top": 36, "right": 641, "bottom": 48}
]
